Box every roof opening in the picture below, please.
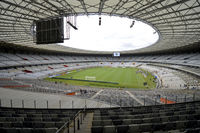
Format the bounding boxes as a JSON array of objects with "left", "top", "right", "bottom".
[{"left": 59, "top": 15, "right": 159, "bottom": 52}]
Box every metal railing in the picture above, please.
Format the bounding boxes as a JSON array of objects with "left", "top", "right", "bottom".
[
  {"left": 56, "top": 109, "right": 86, "bottom": 133},
  {"left": 0, "top": 98, "right": 92, "bottom": 109},
  {"left": 0, "top": 93, "right": 199, "bottom": 109}
]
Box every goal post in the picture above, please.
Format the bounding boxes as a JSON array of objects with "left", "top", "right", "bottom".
[{"left": 85, "top": 76, "right": 96, "bottom": 81}]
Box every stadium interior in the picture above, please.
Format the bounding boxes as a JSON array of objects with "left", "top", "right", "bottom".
[{"left": 0, "top": 0, "right": 200, "bottom": 133}]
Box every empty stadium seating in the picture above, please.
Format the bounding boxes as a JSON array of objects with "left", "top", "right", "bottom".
[
  {"left": 0, "top": 52, "right": 200, "bottom": 68},
  {"left": 91, "top": 101, "right": 200, "bottom": 133},
  {"left": 0, "top": 107, "right": 79, "bottom": 133},
  {"left": 0, "top": 52, "right": 199, "bottom": 82},
  {"left": 1, "top": 101, "right": 200, "bottom": 133},
  {"left": 0, "top": 51, "right": 200, "bottom": 132}
]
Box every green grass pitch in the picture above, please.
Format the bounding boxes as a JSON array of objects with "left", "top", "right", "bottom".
[{"left": 46, "top": 67, "right": 156, "bottom": 89}]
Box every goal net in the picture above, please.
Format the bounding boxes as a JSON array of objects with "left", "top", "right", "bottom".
[{"left": 85, "top": 76, "right": 96, "bottom": 81}]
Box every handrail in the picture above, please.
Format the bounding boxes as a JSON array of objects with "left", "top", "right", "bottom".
[
  {"left": 55, "top": 121, "right": 70, "bottom": 133},
  {"left": 56, "top": 109, "right": 85, "bottom": 133}
]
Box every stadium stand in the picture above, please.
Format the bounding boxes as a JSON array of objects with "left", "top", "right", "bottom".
[
  {"left": 94, "top": 89, "right": 141, "bottom": 107},
  {"left": 91, "top": 101, "right": 200, "bottom": 133},
  {"left": 0, "top": 107, "right": 81, "bottom": 133},
  {"left": 0, "top": 52, "right": 200, "bottom": 108},
  {"left": 1, "top": 0, "right": 200, "bottom": 132}
]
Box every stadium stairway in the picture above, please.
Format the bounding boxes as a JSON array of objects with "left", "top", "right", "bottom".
[{"left": 69, "top": 112, "right": 94, "bottom": 133}]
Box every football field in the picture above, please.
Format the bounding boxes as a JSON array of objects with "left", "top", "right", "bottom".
[{"left": 46, "top": 67, "right": 156, "bottom": 89}]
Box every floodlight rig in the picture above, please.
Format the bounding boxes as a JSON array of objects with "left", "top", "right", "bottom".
[
  {"left": 130, "top": 20, "right": 135, "bottom": 28},
  {"left": 99, "top": 16, "right": 101, "bottom": 26}
]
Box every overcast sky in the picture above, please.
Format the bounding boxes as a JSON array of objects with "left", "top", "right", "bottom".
[{"left": 59, "top": 15, "right": 159, "bottom": 52}]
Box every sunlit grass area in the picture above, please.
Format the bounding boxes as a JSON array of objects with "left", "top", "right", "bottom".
[{"left": 46, "top": 67, "right": 156, "bottom": 89}]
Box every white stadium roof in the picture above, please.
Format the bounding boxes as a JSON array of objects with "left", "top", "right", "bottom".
[{"left": 0, "top": 0, "right": 200, "bottom": 54}]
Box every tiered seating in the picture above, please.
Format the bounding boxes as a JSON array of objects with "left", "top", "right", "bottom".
[
  {"left": 0, "top": 52, "right": 200, "bottom": 68},
  {"left": 133, "top": 53, "right": 200, "bottom": 68},
  {"left": 0, "top": 107, "right": 79, "bottom": 133},
  {"left": 94, "top": 90, "right": 140, "bottom": 107},
  {"left": 0, "top": 78, "right": 31, "bottom": 90},
  {"left": 92, "top": 101, "right": 200, "bottom": 133},
  {"left": 129, "top": 89, "right": 198, "bottom": 105},
  {"left": 0, "top": 52, "right": 94, "bottom": 68},
  {"left": 19, "top": 79, "right": 98, "bottom": 98},
  {"left": 171, "top": 69, "right": 200, "bottom": 89},
  {"left": 129, "top": 90, "right": 161, "bottom": 106},
  {"left": 0, "top": 52, "right": 200, "bottom": 80}
]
